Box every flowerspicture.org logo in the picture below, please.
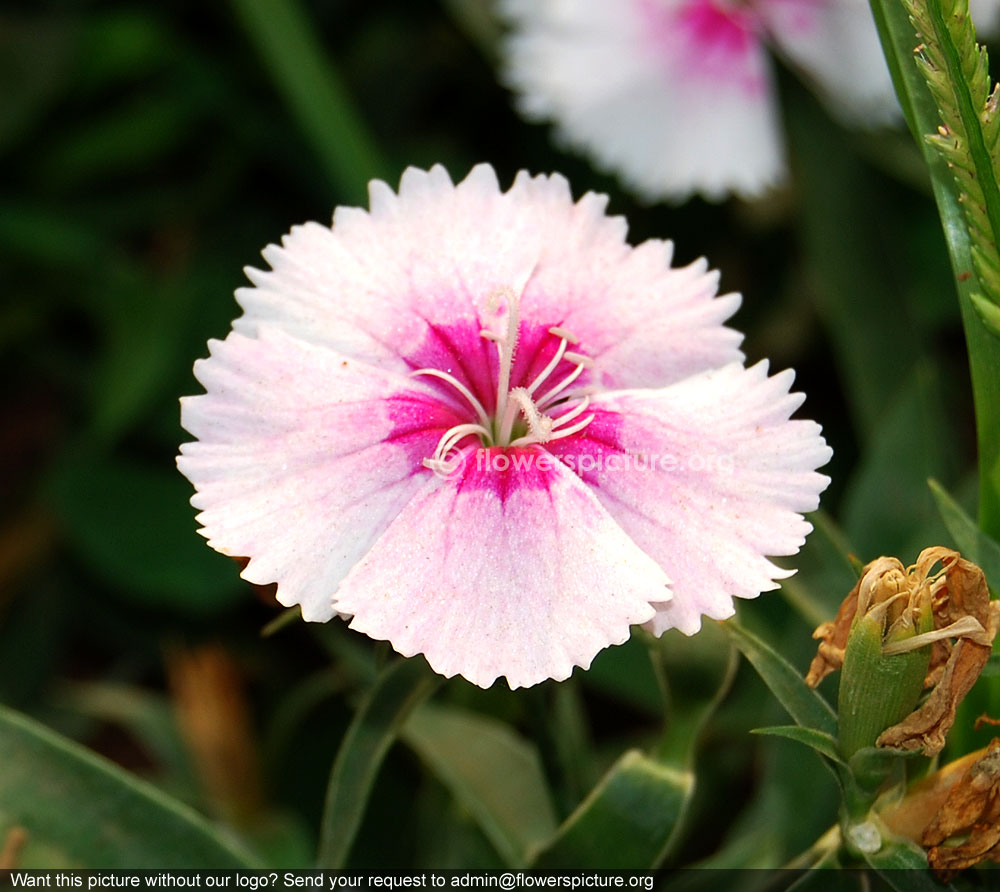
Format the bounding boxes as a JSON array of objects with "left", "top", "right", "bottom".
[{"left": 429, "top": 447, "right": 737, "bottom": 480}]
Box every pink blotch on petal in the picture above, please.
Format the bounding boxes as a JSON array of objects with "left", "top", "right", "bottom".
[
  {"left": 177, "top": 327, "right": 458, "bottom": 623},
  {"left": 639, "top": 0, "right": 767, "bottom": 95}
]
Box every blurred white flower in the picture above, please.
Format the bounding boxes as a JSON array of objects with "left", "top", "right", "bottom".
[{"left": 499, "top": 0, "right": 998, "bottom": 202}]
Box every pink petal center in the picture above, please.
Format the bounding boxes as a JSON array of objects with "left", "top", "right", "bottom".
[
  {"left": 397, "top": 293, "right": 601, "bottom": 475},
  {"left": 637, "top": 0, "right": 767, "bottom": 95}
]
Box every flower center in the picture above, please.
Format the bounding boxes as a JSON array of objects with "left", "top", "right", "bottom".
[{"left": 414, "top": 287, "right": 595, "bottom": 476}]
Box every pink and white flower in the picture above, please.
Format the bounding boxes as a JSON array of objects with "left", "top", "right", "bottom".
[
  {"left": 177, "top": 164, "right": 832, "bottom": 689},
  {"left": 498, "top": 0, "right": 933, "bottom": 200}
]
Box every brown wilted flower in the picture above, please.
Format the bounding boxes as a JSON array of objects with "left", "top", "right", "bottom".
[
  {"left": 922, "top": 738, "right": 1000, "bottom": 877},
  {"left": 806, "top": 547, "right": 998, "bottom": 756},
  {"left": 804, "top": 578, "right": 860, "bottom": 688},
  {"left": 805, "top": 549, "right": 936, "bottom": 688},
  {"left": 876, "top": 548, "right": 999, "bottom": 755},
  {"left": 881, "top": 739, "right": 1000, "bottom": 878}
]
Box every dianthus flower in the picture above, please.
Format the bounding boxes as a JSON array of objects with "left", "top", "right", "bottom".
[
  {"left": 498, "top": 0, "right": 996, "bottom": 201},
  {"left": 177, "top": 164, "right": 831, "bottom": 689}
]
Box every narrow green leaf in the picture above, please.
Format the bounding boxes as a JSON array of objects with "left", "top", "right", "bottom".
[
  {"left": 869, "top": 0, "right": 1000, "bottom": 537},
  {"left": 228, "top": 0, "right": 390, "bottom": 203},
  {"left": 402, "top": 703, "right": 557, "bottom": 868},
  {"left": 929, "top": 477, "right": 1000, "bottom": 590},
  {"left": 723, "top": 619, "right": 838, "bottom": 737},
  {"left": 751, "top": 726, "right": 844, "bottom": 765},
  {"left": 530, "top": 750, "right": 691, "bottom": 869},
  {"left": 0, "top": 705, "right": 255, "bottom": 868},
  {"left": 317, "top": 656, "right": 439, "bottom": 868}
]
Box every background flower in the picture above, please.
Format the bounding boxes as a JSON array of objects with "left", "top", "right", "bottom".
[{"left": 498, "top": 0, "right": 997, "bottom": 201}]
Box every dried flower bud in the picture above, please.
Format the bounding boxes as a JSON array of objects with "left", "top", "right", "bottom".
[
  {"left": 835, "top": 555, "right": 936, "bottom": 758},
  {"left": 806, "top": 547, "right": 997, "bottom": 758},
  {"left": 876, "top": 548, "right": 999, "bottom": 755}
]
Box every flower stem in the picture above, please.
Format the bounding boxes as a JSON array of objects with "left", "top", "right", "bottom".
[
  {"left": 229, "top": 0, "right": 391, "bottom": 204},
  {"left": 868, "top": 0, "right": 1000, "bottom": 538}
]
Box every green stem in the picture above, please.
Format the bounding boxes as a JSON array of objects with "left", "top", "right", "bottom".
[
  {"left": 229, "top": 0, "right": 391, "bottom": 204},
  {"left": 868, "top": 0, "right": 1000, "bottom": 538},
  {"left": 924, "top": 0, "right": 1000, "bottom": 243}
]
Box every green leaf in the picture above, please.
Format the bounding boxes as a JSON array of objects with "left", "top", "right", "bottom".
[
  {"left": 48, "top": 456, "right": 244, "bottom": 614},
  {"left": 402, "top": 703, "right": 557, "bottom": 868},
  {"left": 864, "top": 838, "right": 956, "bottom": 891},
  {"left": 928, "top": 477, "right": 1000, "bottom": 591},
  {"left": 722, "top": 619, "right": 838, "bottom": 737},
  {"left": 751, "top": 726, "right": 844, "bottom": 765},
  {"left": 317, "top": 656, "right": 439, "bottom": 868},
  {"left": 530, "top": 750, "right": 691, "bottom": 869},
  {"left": 54, "top": 681, "right": 199, "bottom": 802},
  {"left": 228, "top": 0, "right": 390, "bottom": 203},
  {"left": 848, "top": 746, "right": 923, "bottom": 793},
  {"left": 0, "top": 704, "right": 256, "bottom": 868},
  {"left": 841, "top": 367, "right": 954, "bottom": 560}
]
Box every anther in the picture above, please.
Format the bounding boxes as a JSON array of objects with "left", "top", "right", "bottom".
[{"left": 547, "top": 326, "right": 579, "bottom": 344}]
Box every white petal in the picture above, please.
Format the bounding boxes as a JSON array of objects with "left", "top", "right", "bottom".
[
  {"left": 238, "top": 163, "right": 743, "bottom": 391},
  {"left": 234, "top": 163, "right": 543, "bottom": 371},
  {"left": 499, "top": 0, "right": 786, "bottom": 201},
  {"left": 177, "top": 327, "right": 458, "bottom": 621},
  {"left": 333, "top": 446, "right": 666, "bottom": 689},
  {"left": 566, "top": 361, "right": 832, "bottom": 634},
  {"left": 762, "top": 0, "right": 899, "bottom": 125}
]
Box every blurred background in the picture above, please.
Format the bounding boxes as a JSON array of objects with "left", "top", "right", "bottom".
[{"left": 1, "top": 0, "right": 992, "bottom": 870}]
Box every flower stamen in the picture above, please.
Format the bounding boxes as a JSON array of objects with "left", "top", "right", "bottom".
[
  {"left": 537, "top": 354, "right": 592, "bottom": 409},
  {"left": 421, "top": 289, "right": 598, "bottom": 472},
  {"left": 411, "top": 368, "right": 491, "bottom": 428}
]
